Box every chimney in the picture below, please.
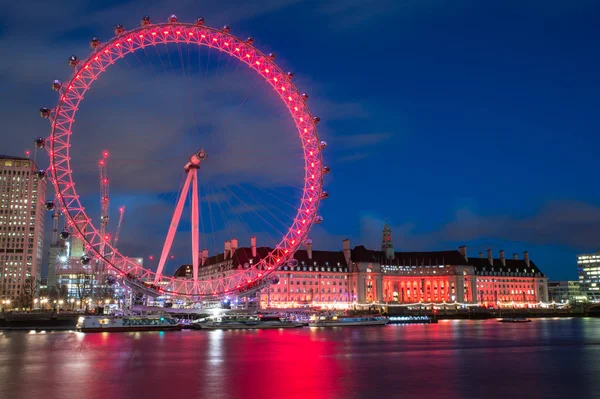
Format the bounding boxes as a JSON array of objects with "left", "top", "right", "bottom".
[
  {"left": 230, "top": 238, "right": 238, "bottom": 254},
  {"left": 342, "top": 239, "right": 351, "bottom": 267},
  {"left": 499, "top": 250, "right": 505, "bottom": 266},
  {"left": 487, "top": 249, "right": 493, "bottom": 266},
  {"left": 479, "top": 252, "right": 484, "bottom": 259},
  {"left": 459, "top": 245, "right": 467, "bottom": 261},
  {"left": 513, "top": 253, "right": 518, "bottom": 260},
  {"left": 306, "top": 240, "right": 313, "bottom": 260},
  {"left": 201, "top": 249, "right": 208, "bottom": 266},
  {"left": 250, "top": 236, "right": 257, "bottom": 258},
  {"left": 523, "top": 251, "right": 530, "bottom": 267},
  {"left": 224, "top": 240, "right": 231, "bottom": 259}
]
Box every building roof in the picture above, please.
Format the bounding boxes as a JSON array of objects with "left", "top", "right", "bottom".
[
  {"left": 174, "top": 246, "right": 349, "bottom": 276},
  {"left": 0, "top": 154, "right": 32, "bottom": 162},
  {"left": 351, "top": 245, "right": 467, "bottom": 266},
  {"left": 466, "top": 257, "right": 544, "bottom": 276},
  {"left": 173, "top": 245, "right": 545, "bottom": 277}
]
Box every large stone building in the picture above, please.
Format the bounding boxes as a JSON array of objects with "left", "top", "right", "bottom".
[
  {"left": 174, "top": 223, "right": 549, "bottom": 308},
  {"left": 0, "top": 155, "right": 46, "bottom": 301}
]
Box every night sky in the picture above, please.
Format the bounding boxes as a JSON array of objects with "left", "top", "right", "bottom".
[{"left": 1, "top": 0, "right": 599, "bottom": 280}]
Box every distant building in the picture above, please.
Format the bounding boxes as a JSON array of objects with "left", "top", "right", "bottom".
[
  {"left": 547, "top": 280, "right": 582, "bottom": 303},
  {"left": 577, "top": 253, "right": 600, "bottom": 301},
  {"left": 174, "top": 224, "right": 549, "bottom": 308},
  {"left": 0, "top": 155, "right": 46, "bottom": 300}
]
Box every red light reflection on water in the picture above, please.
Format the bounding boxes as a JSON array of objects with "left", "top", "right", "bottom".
[{"left": 1, "top": 320, "right": 599, "bottom": 399}]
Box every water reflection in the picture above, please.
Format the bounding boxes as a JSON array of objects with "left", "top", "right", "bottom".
[{"left": 1, "top": 319, "right": 600, "bottom": 398}]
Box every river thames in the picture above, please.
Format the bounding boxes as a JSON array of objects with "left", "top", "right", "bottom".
[{"left": 1, "top": 318, "right": 599, "bottom": 398}]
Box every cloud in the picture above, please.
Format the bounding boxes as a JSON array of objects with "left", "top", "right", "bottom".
[
  {"left": 340, "top": 132, "right": 393, "bottom": 148},
  {"left": 350, "top": 200, "right": 600, "bottom": 252}
]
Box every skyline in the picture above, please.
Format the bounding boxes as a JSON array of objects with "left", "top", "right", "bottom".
[{"left": 2, "top": 1, "right": 600, "bottom": 280}]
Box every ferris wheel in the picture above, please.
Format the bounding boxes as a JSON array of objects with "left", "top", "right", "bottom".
[{"left": 37, "top": 15, "right": 328, "bottom": 298}]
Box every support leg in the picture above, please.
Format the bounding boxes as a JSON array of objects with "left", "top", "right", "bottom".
[
  {"left": 191, "top": 169, "right": 200, "bottom": 293},
  {"left": 154, "top": 171, "right": 194, "bottom": 283}
]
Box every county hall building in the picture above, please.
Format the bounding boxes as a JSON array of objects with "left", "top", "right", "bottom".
[{"left": 174, "top": 223, "right": 548, "bottom": 308}]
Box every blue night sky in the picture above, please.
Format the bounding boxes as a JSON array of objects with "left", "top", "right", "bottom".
[{"left": 1, "top": 0, "right": 599, "bottom": 280}]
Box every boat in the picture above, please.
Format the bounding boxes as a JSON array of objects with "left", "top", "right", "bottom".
[
  {"left": 308, "top": 314, "right": 389, "bottom": 327},
  {"left": 498, "top": 317, "right": 532, "bottom": 323},
  {"left": 388, "top": 315, "right": 437, "bottom": 324},
  {"left": 191, "top": 313, "right": 304, "bottom": 330},
  {"left": 76, "top": 315, "right": 182, "bottom": 332}
]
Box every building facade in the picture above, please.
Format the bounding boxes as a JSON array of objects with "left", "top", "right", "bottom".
[
  {"left": 174, "top": 224, "right": 549, "bottom": 308},
  {"left": 0, "top": 155, "right": 46, "bottom": 300},
  {"left": 577, "top": 253, "right": 600, "bottom": 301},
  {"left": 547, "top": 280, "right": 583, "bottom": 303}
]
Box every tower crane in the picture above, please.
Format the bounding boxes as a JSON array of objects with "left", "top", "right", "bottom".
[{"left": 112, "top": 206, "right": 125, "bottom": 253}]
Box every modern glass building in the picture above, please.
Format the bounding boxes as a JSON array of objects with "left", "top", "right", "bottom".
[{"left": 577, "top": 253, "right": 600, "bottom": 301}]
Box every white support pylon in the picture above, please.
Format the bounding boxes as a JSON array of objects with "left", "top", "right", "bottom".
[{"left": 154, "top": 150, "right": 207, "bottom": 287}]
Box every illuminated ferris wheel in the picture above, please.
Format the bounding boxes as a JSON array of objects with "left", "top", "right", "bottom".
[{"left": 37, "top": 15, "right": 329, "bottom": 298}]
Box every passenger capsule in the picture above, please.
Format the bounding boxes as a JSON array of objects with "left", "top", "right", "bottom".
[
  {"left": 168, "top": 14, "right": 178, "bottom": 24},
  {"left": 44, "top": 201, "right": 55, "bottom": 211},
  {"left": 287, "top": 72, "right": 294, "bottom": 79},
  {"left": 313, "top": 116, "right": 321, "bottom": 124},
  {"left": 245, "top": 37, "right": 254, "bottom": 45},
  {"left": 39, "top": 107, "right": 51, "bottom": 118},
  {"left": 141, "top": 16, "right": 151, "bottom": 27},
  {"left": 301, "top": 93, "right": 309, "bottom": 101},
  {"left": 89, "top": 37, "right": 100, "bottom": 49},
  {"left": 51, "top": 80, "right": 62, "bottom": 91},
  {"left": 35, "top": 169, "right": 46, "bottom": 180},
  {"left": 80, "top": 255, "right": 91, "bottom": 265},
  {"left": 59, "top": 231, "right": 70, "bottom": 240},
  {"left": 105, "top": 275, "right": 117, "bottom": 285},
  {"left": 321, "top": 191, "right": 329, "bottom": 199},
  {"left": 34, "top": 137, "right": 46, "bottom": 148},
  {"left": 270, "top": 276, "right": 280, "bottom": 284},
  {"left": 322, "top": 166, "right": 331, "bottom": 174},
  {"left": 114, "top": 24, "right": 125, "bottom": 36},
  {"left": 303, "top": 238, "right": 312, "bottom": 245},
  {"left": 222, "top": 25, "right": 230, "bottom": 33},
  {"left": 268, "top": 52, "right": 276, "bottom": 60},
  {"left": 195, "top": 17, "right": 205, "bottom": 26},
  {"left": 68, "top": 55, "right": 79, "bottom": 67},
  {"left": 314, "top": 216, "right": 323, "bottom": 224},
  {"left": 319, "top": 140, "right": 327, "bottom": 150}
]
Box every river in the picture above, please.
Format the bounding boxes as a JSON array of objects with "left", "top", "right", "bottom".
[{"left": 1, "top": 318, "right": 599, "bottom": 399}]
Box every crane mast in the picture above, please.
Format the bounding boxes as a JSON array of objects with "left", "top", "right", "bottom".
[{"left": 112, "top": 206, "right": 125, "bottom": 251}]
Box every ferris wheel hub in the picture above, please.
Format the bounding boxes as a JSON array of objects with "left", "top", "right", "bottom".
[{"left": 184, "top": 149, "right": 207, "bottom": 171}]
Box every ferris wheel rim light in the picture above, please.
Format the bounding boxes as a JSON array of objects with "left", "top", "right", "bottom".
[{"left": 44, "top": 16, "right": 326, "bottom": 298}]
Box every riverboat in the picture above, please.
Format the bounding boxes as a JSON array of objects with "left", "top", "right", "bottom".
[
  {"left": 308, "top": 315, "right": 388, "bottom": 327},
  {"left": 76, "top": 315, "right": 182, "bottom": 332},
  {"left": 388, "top": 315, "right": 437, "bottom": 324},
  {"left": 191, "top": 314, "right": 304, "bottom": 330},
  {"left": 498, "top": 317, "right": 532, "bottom": 323}
]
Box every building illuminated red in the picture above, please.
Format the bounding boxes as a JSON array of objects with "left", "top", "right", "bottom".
[{"left": 174, "top": 223, "right": 548, "bottom": 308}]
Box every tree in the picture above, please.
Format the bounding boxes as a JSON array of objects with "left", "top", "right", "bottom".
[
  {"left": 14, "top": 277, "right": 38, "bottom": 310},
  {"left": 74, "top": 274, "right": 94, "bottom": 310}
]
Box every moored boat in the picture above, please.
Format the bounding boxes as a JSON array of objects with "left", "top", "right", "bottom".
[
  {"left": 308, "top": 314, "right": 388, "bottom": 327},
  {"left": 76, "top": 315, "right": 182, "bottom": 332},
  {"left": 191, "top": 313, "right": 304, "bottom": 330},
  {"left": 388, "top": 315, "right": 437, "bottom": 324},
  {"left": 498, "top": 317, "right": 531, "bottom": 323}
]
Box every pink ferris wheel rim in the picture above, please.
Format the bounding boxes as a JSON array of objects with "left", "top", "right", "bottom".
[{"left": 46, "top": 20, "right": 324, "bottom": 298}]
